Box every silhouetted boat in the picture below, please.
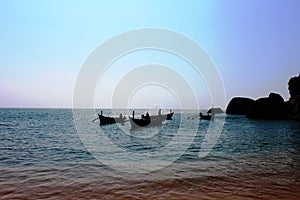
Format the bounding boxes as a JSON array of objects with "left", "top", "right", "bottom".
[
  {"left": 129, "top": 111, "right": 168, "bottom": 129},
  {"left": 199, "top": 112, "right": 214, "bottom": 120},
  {"left": 98, "top": 111, "right": 126, "bottom": 125}
]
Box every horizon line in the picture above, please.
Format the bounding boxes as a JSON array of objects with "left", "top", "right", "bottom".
[{"left": 0, "top": 107, "right": 223, "bottom": 110}]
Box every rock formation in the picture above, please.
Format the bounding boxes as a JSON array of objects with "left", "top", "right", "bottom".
[
  {"left": 288, "top": 74, "right": 300, "bottom": 99},
  {"left": 207, "top": 107, "right": 224, "bottom": 114},
  {"left": 226, "top": 97, "right": 254, "bottom": 115},
  {"left": 288, "top": 73, "right": 300, "bottom": 120},
  {"left": 226, "top": 73, "right": 300, "bottom": 120},
  {"left": 246, "top": 93, "right": 291, "bottom": 119}
]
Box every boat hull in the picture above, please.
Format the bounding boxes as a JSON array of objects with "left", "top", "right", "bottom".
[
  {"left": 199, "top": 112, "right": 214, "bottom": 120},
  {"left": 98, "top": 114, "right": 126, "bottom": 125},
  {"left": 129, "top": 117, "right": 164, "bottom": 129}
]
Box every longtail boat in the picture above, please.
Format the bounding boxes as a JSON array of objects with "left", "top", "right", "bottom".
[{"left": 98, "top": 111, "right": 126, "bottom": 125}]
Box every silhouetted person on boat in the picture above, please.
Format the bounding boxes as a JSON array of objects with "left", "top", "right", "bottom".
[
  {"left": 199, "top": 112, "right": 203, "bottom": 118},
  {"left": 145, "top": 112, "right": 150, "bottom": 120},
  {"left": 158, "top": 109, "right": 161, "bottom": 115}
]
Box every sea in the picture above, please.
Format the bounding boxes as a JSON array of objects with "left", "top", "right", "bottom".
[{"left": 0, "top": 108, "right": 300, "bottom": 199}]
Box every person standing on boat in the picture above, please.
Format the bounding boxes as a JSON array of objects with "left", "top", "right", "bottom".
[
  {"left": 199, "top": 112, "right": 203, "bottom": 118},
  {"left": 158, "top": 109, "right": 161, "bottom": 116},
  {"left": 145, "top": 112, "right": 150, "bottom": 120}
]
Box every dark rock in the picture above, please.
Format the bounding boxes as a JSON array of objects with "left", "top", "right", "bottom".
[
  {"left": 288, "top": 74, "right": 300, "bottom": 120},
  {"left": 247, "top": 93, "right": 291, "bottom": 119},
  {"left": 268, "top": 92, "right": 284, "bottom": 102},
  {"left": 288, "top": 73, "right": 300, "bottom": 100},
  {"left": 207, "top": 107, "right": 224, "bottom": 114},
  {"left": 226, "top": 73, "right": 300, "bottom": 120},
  {"left": 289, "top": 94, "right": 300, "bottom": 120},
  {"left": 226, "top": 97, "right": 254, "bottom": 115}
]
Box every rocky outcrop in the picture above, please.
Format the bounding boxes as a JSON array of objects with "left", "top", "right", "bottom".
[
  {"left": 288, "top": 74, "right": 300, "bottom": 120},
  {"left": 246, "top": 93, "right": 292, "bottom": 119},
  {"left": 289, "top": 94, "right": 300, "bottom": 120},
  {"left": 226, "top": 73, "right": 300, "bottom": 120},
  {"left": 207, "top": 107, "right": 224, "bottom": 114},
  {"left": 288, "top": 74, "right": 300, "bottom": 99},
  {"left": 226, "top": 97, "right": 254, "bottom": 115}
]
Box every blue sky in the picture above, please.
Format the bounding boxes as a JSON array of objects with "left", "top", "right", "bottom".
[{"left": 1, "top": 0, "right": 299, "bottom": 108}]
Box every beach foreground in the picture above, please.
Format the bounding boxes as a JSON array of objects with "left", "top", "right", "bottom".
[{"left": 0, "top": 109, "right": 299, "bottom": 199}]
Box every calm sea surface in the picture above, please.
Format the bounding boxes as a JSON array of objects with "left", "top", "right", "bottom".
[{"left": 0, "top": 108, "right": 300, "bottom": 199}]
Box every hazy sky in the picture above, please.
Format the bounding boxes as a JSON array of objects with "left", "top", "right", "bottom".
[{"left": 1, "top": 0, "right": 299, "bottom": 108}]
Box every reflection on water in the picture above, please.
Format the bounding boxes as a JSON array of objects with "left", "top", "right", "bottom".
[{"left": 0, "top": 109, "right": 299, "bottom": 199}]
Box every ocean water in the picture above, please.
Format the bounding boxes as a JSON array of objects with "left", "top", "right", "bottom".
[{"left": 0, "top": 108, "right": 300, "bottom": 199}]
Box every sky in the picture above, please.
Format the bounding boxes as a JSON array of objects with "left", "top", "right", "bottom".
[{"left": 0, "top": 0, "right": 300, "bottom": 108}]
